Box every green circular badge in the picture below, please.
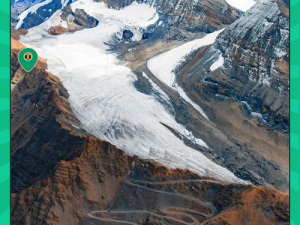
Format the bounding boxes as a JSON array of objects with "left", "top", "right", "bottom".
[{"left": 18, "top": 48, "right": 38, "bottom": 72}]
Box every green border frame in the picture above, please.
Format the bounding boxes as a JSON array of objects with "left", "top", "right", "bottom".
[
  {"left": 291, "top": 0, "right": 300, "bottom": 224},
  {"left": 0, "top": 0, "right": 298, "bottom": 224},
  {"left": 0, "top": 0, "right": 10, "bottom": 224}
]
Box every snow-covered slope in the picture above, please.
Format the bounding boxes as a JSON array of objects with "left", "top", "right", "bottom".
[
  {"left": 147, "top": 30, "right": 224, "bottom": 120},
  {"left": 148, "top": 31, "right": 223, "bottom": 88},
  {"left": 19, "top": 0, "right": 245, "bottom": 184},
  {"left": 226, "top": 0, "right": 256, "bottom": 12},
  {"left": 210, "top": 54, "right": 224, "bottom": 71}
]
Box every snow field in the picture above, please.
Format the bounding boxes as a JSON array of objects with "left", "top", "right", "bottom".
[{"left": 19, "top": 0, "right": 245, "bottom": 184}]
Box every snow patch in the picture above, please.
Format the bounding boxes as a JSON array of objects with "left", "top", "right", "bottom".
[
  {"left": 210, "top": 54, "right": 224, "bottom": 72},
  {"left": 262, "top": 77, "right": 271, "bottom": 87},
  {"left": 61, "top": 20, "right": 68, "bottom": 28},
  {"left": 226, "top": 0, "right": 256, "bottom": 12}
]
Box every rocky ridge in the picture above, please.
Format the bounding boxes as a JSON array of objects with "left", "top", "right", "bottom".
[
  {"left": 13, "top": 0, "right": 241, "bottom": 41},
  {"left": 168, "top": 0, "right": 289, "bottom": 192},
  {"left": 48, "top": 5, "right": 99, "bottom": 35},
  {"left": 176, "top": 0, "right": 289, "bottom": 131},
  {"left": 213, "top": 0, "right": 289, "bottom": 131}
]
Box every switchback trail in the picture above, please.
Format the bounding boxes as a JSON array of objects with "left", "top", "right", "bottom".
[{"left": 88, "top": 179, "right": 220, "bottom": 225}]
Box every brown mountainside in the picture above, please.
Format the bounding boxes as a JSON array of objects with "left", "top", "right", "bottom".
[{"left": 11, "top": 39, "right": 289, "bottom": 225}]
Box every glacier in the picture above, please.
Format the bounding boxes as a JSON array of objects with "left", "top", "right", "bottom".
[{"left": 19, "top": 0, "right": 246, "bottom": 184}]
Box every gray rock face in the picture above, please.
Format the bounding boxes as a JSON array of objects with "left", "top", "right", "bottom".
[
  {"left": 172, "top": 0, "right": 289, "bottom": 192},
  {"left": 177, "top": 0, "right": 289, "bottom": 131},
  {"left": 61, "top": 6, "right": 99, "bottom": 28},
  {"left": 213, "top": 0, "right": 289, "bottom": 131}
]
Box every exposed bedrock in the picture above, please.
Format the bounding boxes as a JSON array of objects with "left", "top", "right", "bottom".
[{"left": 171, "top": 0, "right": 289, "bottom": 192}]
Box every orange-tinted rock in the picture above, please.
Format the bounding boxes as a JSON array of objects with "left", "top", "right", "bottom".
[{"left": 48, "top": 26, "right": 67, "bottom": 35}]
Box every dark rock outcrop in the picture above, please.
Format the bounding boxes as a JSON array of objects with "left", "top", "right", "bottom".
[
  {"left": 123, "top": 30, "right": 134, "bottom": 39},
  {"left": 61, "top": 6, "right": 99, "bottom": 29},
  {"left": 48, "top": 6, "right": 99, "bottom": 35}
]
